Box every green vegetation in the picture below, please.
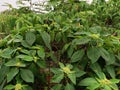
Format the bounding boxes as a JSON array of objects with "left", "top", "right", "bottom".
[{"left": 0, "top": 0, "right": 120, "bottom": 90}]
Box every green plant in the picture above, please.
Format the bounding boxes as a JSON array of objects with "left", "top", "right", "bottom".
[
  {"left": 79, "top": 63, "right": 119, "bottom": 90},
  {"left": 51, "top": 62, "right": 85, "bottom": 90},
  {"left": 0, "top": 0, "right": 120, "bottom": 90}
]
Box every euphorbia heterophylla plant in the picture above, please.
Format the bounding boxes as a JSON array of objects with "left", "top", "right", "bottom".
[
  {"left": 79, "top": 72, "right": 119, "bottom": 90},
  {"left": 51, "top": 62, "right": 77, "bottom": 90},
  {"left": 0, "top": 0, "right": 120, "bottom": 90}
]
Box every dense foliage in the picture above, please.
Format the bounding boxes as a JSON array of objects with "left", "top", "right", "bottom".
[{"left": 0, "top": 0, "right": 120, "bottom": 90}]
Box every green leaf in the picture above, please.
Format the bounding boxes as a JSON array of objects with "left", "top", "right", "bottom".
[
  {"left": 79, "top": 78, "right": 98, "bottom": 86},
  {"left": 30, "top": 50, "right": 36, "bottom": 56},
  {"left": 96, "top": 72, "right": 106, "bottom": 80},
  {"left": 20, "top": 49, "right": 30, "bottom": 55},
  {"left": 0, "top": 65, "right": 9, "bottom": 84},
  {"left": 22, "top": 85, "right": 33, "bottom": 90},
  {"left": 59, "top": 62, "right": 65, "bottom": 69},
  {"left": 0, "top": 48, "right": 14, "bottom": 58},
  {"left": 100, "top": 47, "right": 115, "bottom": 65},
  {"left": 90, "top": 62, "right": 102, "bottom": 73},
  {"left": 5, "top": 59, "right": 17, "bottom": 66},
  {"left": 16, "top": 55, "right": 33, "bottom": 61},
  {"left": 71, "top": 49, "right": 84, "bottom": 63},
  {"left": 5, "top": 59, "right": 26, "bottom": 67},
  {"left": 51, "top": 84, "right": 62, "bottom": 90},
  {"left": 51, "top": 68, "right": 62, "bottom": 74},
  {"left": 87, "top": 47, "right": 100, "bottom": 63},
  {"left": 7, "top": 68, "right": 19, "bottom": 83},
  {"left": 20, "top": 69, "right": 34, "bottom": 83},
  {"left": 40, "top": 31, "right": 51, "bottom": 50},
  {"left": 109, "top": 83, "right": 119, "bottom": 90},
  {"left": 65, "top": 83, "right": 75, "bottom": 90},
  {"left": 62, "top": 43, "right": 70, "bottom": 53},
  {"left": 106, "top": 66, "right": 115, "bottom": 78},
  {"left": 25, "top": 31, "right": 36, "bottom": 46},
  {"left": 51, "top": 73, "right": 64, "bottom": 83},
  {"left": 103, "top": 85, "right": 111, "bottom": 90},
  {"left": 67, "top": 73, "right": 76, "bottom": 84},
  {"left": 21, "top": 40, "right": 31, "bottom": 48},
  {"left": 108, "top": 53, "right": 116, "bottom": 65},
  {"left": 72, "top": 38, "right": 91, "bottom": 45},
  {"left": 87, "top": 84, "right": 100, "bottom": 90},
  {"left": 37, "top": 47, "right": 45, "bottom": 60},
  {"left": 13, "top": 35, "right": 23, "bottom": 43},
  {"left": 67, "top": 45, "right": 74, "bottom": 58},
  {"left": 110, "top": 79, "right": 120, "bottom": 84},
  {"left": 74, "top": 68, "right": 86, "bottom": 77},
  {"left": 100, "top": 47, "right": 111, "bottom": 62},
  {"left": 36, "top": 60, "right": 46, "bottom": 68},
  {"left": 55, "top": 32, "right": 62, "bottom": 42},
  {"left": 4, "top": 85, "right": 15, "bottom": 90}
]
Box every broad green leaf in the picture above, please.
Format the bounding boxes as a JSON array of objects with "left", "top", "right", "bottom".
[
  {"left": 29, "top": 50, "right": 36, "bottom": 56},
  {"left": 67, "top": 73, "right": 76, "bottom": 84},
  {"left": 100, "top": 47, "right": 111, "bottom": 62},
  {"left": 0, "top": 65, "right": 9, "bottom": 83},
  {"left": 51, "top": 68, "right": 62, "bottom": 74},
  {"left": 16, "top": 55, "right": 33, "bottom": 61},
  {"left": 67, "top": 45, "right": 74, "bottom": 58},
  {"left": 74, "top": 31, "right": 91, "bottom": 36},
  {"left": 40, "top": 31, "right": 51, "bottom": 50},
  {"left": 37, "top": 47, "right": 45, "bottom": 60},
  {"left": 59, "top": 62, "right": 65, "bottom": 69},
  {"left": 87, "top": 83, "right": 100, "bottom": 90},
  {"left": 79, "top": 78, "right": 98, "bottom": 86},
  {"left": 51, "top": 84, "right": 62, "bottom": 90},
  {"left": 90, "top": 62, "right": 102, "bottom": 73},
  {"left": 5, "top": 59, "right": 26, "bottom": 67},
  {"left": 103, "top": 85, "right": 111, "bottom": 90},
  {"left": 74, "top": 68, "right": 86, "bottom": 77},
  {"left": 22, "top": 85, "right": 33, "bottom": 90},
  {"left": 4, "top": 85, "right": 15, "bottom": 90},
  {"left": 13, "top": 35, "right": 23, "bottom": 43},
  {"left": 25, "top": 31, "right": 36, "bottom": 46},
  {"left": 0, "top": 48, "right": 14, "bottom": 58},
  {"left": 72, "top": 38, "right": 91, "bottom": 45},
  {"left": 87, "top": 47, "right": 100, "bottom": 63},
  {"left": 20, "top": 49, "right": 30, "bottom": 55},
  {"left": 89, "top": 26, "right": 102, "bottom": 33},
  {"left": 109, "top": 83, "right": 119, "bottom": 90},
  {"left": 65, "top": 83, "right": 75, "bottom": 90},
  {"left": 20, "top": 69, "right": 34, "bottom": 83},
  {"left": 7, "top": 68, "right": 19, "bottom": 83},
  {"left": 0, "top": 79, "right": 6, "bottom": 90},
  {"left": 36, "top": 60, "right": 46, "bottom": 68},
  {"left": 71, "top": 49, "right": 84, "bottom": 63},
  {"left": 62, "top": 43, "right": 70, "bottom": 53},
  {"left": 106, "top": 66, "right": 115, "bottom": 78},
  {"left": 21, "top": 40, "right": 31, "bottom": 48},
  {"left": 110, "top": 79, "right": 120, "bottom": 84},
  {"left": 50, "top": 31, "right": 55, "bottom": 42},
  {"left": 51, "top": 73, "right": 64, "bottom": 83},
  {"left": 108, "top": 53, "right": 116, "bottom": 65},
  {"left": 96, "top": 72, "right": 106, "bottom": 80},
  {"left": 55, "top": 32, "right": 62, "bottom": 42}
]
